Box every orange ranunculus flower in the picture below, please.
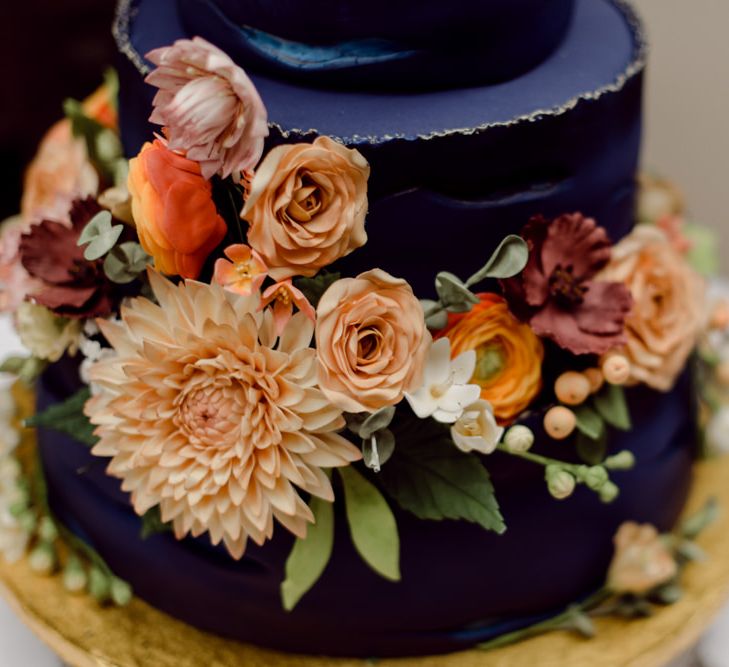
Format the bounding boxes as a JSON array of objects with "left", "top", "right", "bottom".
[
  {"left": 128, "top": 139, "right": 228, "bottom": 279},
  {"left": 437, "top": 293, "right": 544, "bottom": 424}
]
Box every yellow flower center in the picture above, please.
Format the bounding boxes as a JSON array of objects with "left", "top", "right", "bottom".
[
  {"left": 473, "top": 343, "right": 506, "bottom": 384},
  {"left": 275, "top": 286, "right": 292, "bottom": 305}
]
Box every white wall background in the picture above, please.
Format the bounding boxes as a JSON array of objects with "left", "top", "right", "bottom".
[{"left": 632, "top": 0, "right": 729, "bottom": 268}]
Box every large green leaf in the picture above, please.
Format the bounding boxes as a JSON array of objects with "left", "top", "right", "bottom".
[
  {"left": 338, "top": 466, "right": 401, "bottom": 582},
  {"left": 26, "top": 388, "right": 98, "bottom": 447},
  {"left": 380, "top": 421, "right": 505, "bottom": 534},
  {"left": 294, "top": 271, "right": 341, "bottom": 308},
  {"left": 280, "top": 497, "right": 335, "bottom": 611},
  {"left": 465, "top": 235, "right": 529, "bottom": 287},
  {"left": 593, "top": 384, "right": 632, "bottom": 431},
  {"left": 140, "top": 506, "right": 173, "bottom": 540},
  {"left": 574, "top": 405, "right": 605, "bottom": 441}
]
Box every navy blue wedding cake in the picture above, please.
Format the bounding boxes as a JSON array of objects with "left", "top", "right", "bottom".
[{"left": 7, "top": 0, "right": 712, "bottom": 660}]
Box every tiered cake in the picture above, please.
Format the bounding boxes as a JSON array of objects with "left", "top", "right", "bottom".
[{"left": 1, "top": 0, "right": 711, "bottom": 660}]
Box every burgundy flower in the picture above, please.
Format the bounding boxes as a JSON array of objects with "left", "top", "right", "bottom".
[
  {"left": 20, "top": 198, "right": 121, "bottom": 318},
  {"left": 501, "top": 213, "right": 633, "bottom": 356}
]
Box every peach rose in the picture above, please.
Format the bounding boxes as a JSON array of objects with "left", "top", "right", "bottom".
[
  {"left": 243, "top": 136, "right": 369, "bottom": 281},
  {"left": 315, "top": 269, "right": 431, "bottom": 413},
  {"left": 597, "top": 225, "right": 705, "bottom": 391},
  {"left": 128, "top": 139, "right": 228, "bottom": 279},
  {"left": 607, "top": 522, "right": 677, "bottom": 595},
  {"left": 437, "top": 294, "right": 544, "bottom": 424},
  {"left": 21, "top": 119, "right": 98, "bottom": 223}
]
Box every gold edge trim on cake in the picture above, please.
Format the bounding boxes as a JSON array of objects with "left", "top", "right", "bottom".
[{"left": 111, "top": 0, "right": 647, "bottom": 145}]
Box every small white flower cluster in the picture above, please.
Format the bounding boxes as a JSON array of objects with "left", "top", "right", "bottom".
[
  {"left": 702, "top": 281, "right": 729, "bottom": 453},
  {"left": 79, "top": 320, "right": 116, "bottom": 391},
  {"left": 0, "top": 382, "right": 30, "bottom": 563},
  {"left": 405, "top": 338, "right": 504, "bottom": 454}
]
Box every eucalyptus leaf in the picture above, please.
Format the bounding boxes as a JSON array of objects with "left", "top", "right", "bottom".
[
  {"left": 680, "top": 497, "right": 719, "bottom": 540},
  {"left": 380, "top": 420, "right": 505, "bottom": 534},
  {"left": 574, "top": 405, "right": 605, "bottom": 441},
  {"left": 593, "top": 384, "right": 632, "bottom": 431},
  {"left": 465, "top": 235, "right": 529, "bottom": 287},
  {"left": 77, "top": 211, "right": 113, "bottom": 246},
  {"left": 338, "top": 466, "right": 400, "bottom": 582},
  {"left": 280, "top": 497, "right": 335, "bottom": 611},
  {"left": 140, "top": 506, "right": 173, "bottom": 539},
  {"left": 0, "top": 355, "right": 47, "bottom": 384},
  {"left": 435, "top": 272, "right": 478, "bottom": 310},
  {"left": 359, "top": 406, "right": 396, "bottom": 440},
  {"left": 362, "top": 429, "right": 396, "bottom": 472},
  {"left": 421, "top": 299, "right": 448, "bottom": 330},
  {"left": 104, "top": 242, "right": 152, "bottom": 284},
  {"left": 25, "top": 388, "right": 97, "bottom": 447}
]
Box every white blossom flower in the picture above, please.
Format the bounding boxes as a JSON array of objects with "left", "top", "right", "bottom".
[
  {"left": 706, "top": 407, "right": 729, "bottom": 453},
  {"left": 405, "top": 338, "right": 481, "bottom": 424},
  {"left": 450, "top": 399, "right": 504, "bottom": 455}
]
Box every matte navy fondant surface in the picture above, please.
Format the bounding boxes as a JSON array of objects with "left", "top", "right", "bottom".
[
  {"left": 116, "top": 0, "right": 644, "bottom": 297},
  {"left": 38, "top": 362, "right": 694, "bottom": 657},
  {"left": 175, "top": 0, "right": 575, "bottom": 89}
]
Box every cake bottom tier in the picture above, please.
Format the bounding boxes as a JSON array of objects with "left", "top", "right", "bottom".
[{"left": 36, "top": 366, "right": 695, "bottom": 658}]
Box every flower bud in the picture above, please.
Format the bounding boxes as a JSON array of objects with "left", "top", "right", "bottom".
[
  {"left": 583, "top": 368, "right": 605, "bottom": 394},
  {"left": 110, "top": 577, "right": 133, "bottom": 607},
  {"left": 601, "top": 353, "right": 631, "bottom": 385},
  {"left": 88, "top": 566, "right": 111, "bottom": 603},
  {"left": 503, "top": 425, "right": 534, "bottom": 454},
  {"left": 546, "top": 465, "right": 576, "bottom": 500},
  {"left": 17, "top": 509, "right": 37, "bottom": 533},
  {"left": 63, "top": 557, "right": 88, "bottom": 594},
  {"left": 28, "top": 542, "right": 56, "bottom": 575},
  {"left": 599, "top": 481, "right": 620, "bottom": 503},
  {"left": 554, "top": 371, "right": 591, "bottom": 406},
  {"left": 605, "top": 450, "right": 636, "bottom": 470},
  {"left": 581, "top": 465, "right": 609, "bottom": 491},
  {"left": 37, "top": 516, "right": 58, "bottom": 543},
  {"left": 544, "top": 406, "right": 576, "bottom": 440}
]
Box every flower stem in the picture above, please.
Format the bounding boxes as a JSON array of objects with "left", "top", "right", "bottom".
[{"left": 496, "top": 443, "right": 583, "bottom": 476}]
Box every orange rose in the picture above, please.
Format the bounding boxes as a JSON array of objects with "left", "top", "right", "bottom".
[
  {"left": 243, "top": 136, "right": 369, "bottom": 281},
  {"left": 315, "top": 269, "right": 431, "bottom": 413},
  {"left": 437, "top": 294, "right": 544, "bottom": 423},
  {"left": 597, "top": 225, "right": 704, "bottom": 391},
  {"left": 128, "top": 139, "right": 228, "bottom": 279}
]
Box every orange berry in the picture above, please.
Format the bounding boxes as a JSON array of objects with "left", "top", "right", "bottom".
[
  {"left": 602, "top": 353, "right": 631, "bottom": 385},
  {"left": 583, "top": 368, "right": 605, "bottom": 394},
  {"left": 554, "top": 371, "right": 591, "bottom": 406},
  {"left": 544, "top": 406, "right": 577, "bottom": 440}
]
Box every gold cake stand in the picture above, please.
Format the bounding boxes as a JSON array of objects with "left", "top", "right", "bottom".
[{"left": 1, "top": 455, "right": 729, "bottom": 667}]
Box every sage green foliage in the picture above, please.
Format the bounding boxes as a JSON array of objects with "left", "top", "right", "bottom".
[
  {"left": 435, "top": 272, "right": 479, "bottom": 312},
  {"left": 0, "top": 356, "right": 47, "bottom": 384},
  {"left": 574, "top": 405, "right": 605, "bottom": 441},
  {"left": 280, "top": 497, "right": 335, "bottom": 611},
  {"left": 593, "top": 383, "right": 632, "bottom": 431},
  {"left": 140, "top": 506, "right": 173, "bottom": 539},
  {"left": 63, "top": 98, "right": 124, "bottom": 183},
  {"left": 680, "top": 496, "right": 719, "bottom": 540},
  {"left": 338, "top": 466, "right": 401, "bottom": 581},
  {"left": 380, "top": 422, "right": 505, "bottom": 534},
  {"left": 294, "top": 271, "right": 341, "bottom": 308},
  {"left": 684, "top": 222, "right": 720, "bottom": 277},
  {"left": 465, "top": 234, "right": 530, "bottom": 286},
  {"left": 26, "top": 387, "right": 97, "bottom": 447},
  {"left": 77, "top": 211, "right": 124, "bottom": 261},
  {"left": 576, "top": 430, "right": 607, "bottom": 466},
  {"left": 104, "top": 242, "right": 152, "bottom": 284}
]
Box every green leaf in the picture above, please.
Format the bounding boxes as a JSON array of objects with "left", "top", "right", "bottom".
[
  {"left": 465, "top": 234, "right": 530, "bottom": 287},
  {"left": 575, "top": 431, "right": 608, "bottom": 466},
  {"left": 338, "top": 466, "right": 400, "bottom": 582},
  {"left": 280, "top": 497, "right": 335, "bottom": 611},
  {"left": 683, "top": 222, "right": 720, "bottom": 277},
  {"left": 140, "top": 506, "right": 173, "bottom": 539},
  {"left": 380, "top": 421, "right": 506, "bottom": 534},
  {"left": 361, "top": 428, "right": 396, "bottom": 472},
  {"left": 680, "top": 496, "right": 719, "bottom": 540},
  {"left": 574, "top": 405, "right": 605, "bottom": 441},
  {"left": 358, "top": 406, "right": 396, "bottom": 440},
  {"left": 593, "top": 384, "right": 632, "bottom": 431},
  {"left": 78, "top": 211, "right": 124, "bottom": 261},
  {"left": 63, "top": 97, "right": 123, "bottom": 182},
  {"left": 25, "top": 388, "right": 98, "bottom": 447},
  {"left": 420, "top": 299, "right": 448, "bottom": 330},
  {"left": 0, "top": 355, "right": 47, "bottom": 384},
  {"left": 104, "top": 242, "right": 152, "bottom": 284},
  {"left": 435, "top": 272, "right": 479, "bottom": 310},
  {"left": 294, "top": 271, "right": 341, "bottom": 308}
]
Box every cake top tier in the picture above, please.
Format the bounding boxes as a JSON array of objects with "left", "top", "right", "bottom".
[{"left": 172, "top": 0, "right": 576, "bottom": 89}]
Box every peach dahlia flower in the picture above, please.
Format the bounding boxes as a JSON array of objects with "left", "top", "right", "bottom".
[{"left": 85, "top": 270, "right": 360, "bottom": 559}]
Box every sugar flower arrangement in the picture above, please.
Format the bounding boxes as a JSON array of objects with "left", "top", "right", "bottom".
[{"left": 0, "top": 38, "right": 718, "bottom": 611}]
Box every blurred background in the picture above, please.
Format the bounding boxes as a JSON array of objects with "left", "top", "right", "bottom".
[{"left": 0, "top": 0, "right": 727, "bottom": 243}]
